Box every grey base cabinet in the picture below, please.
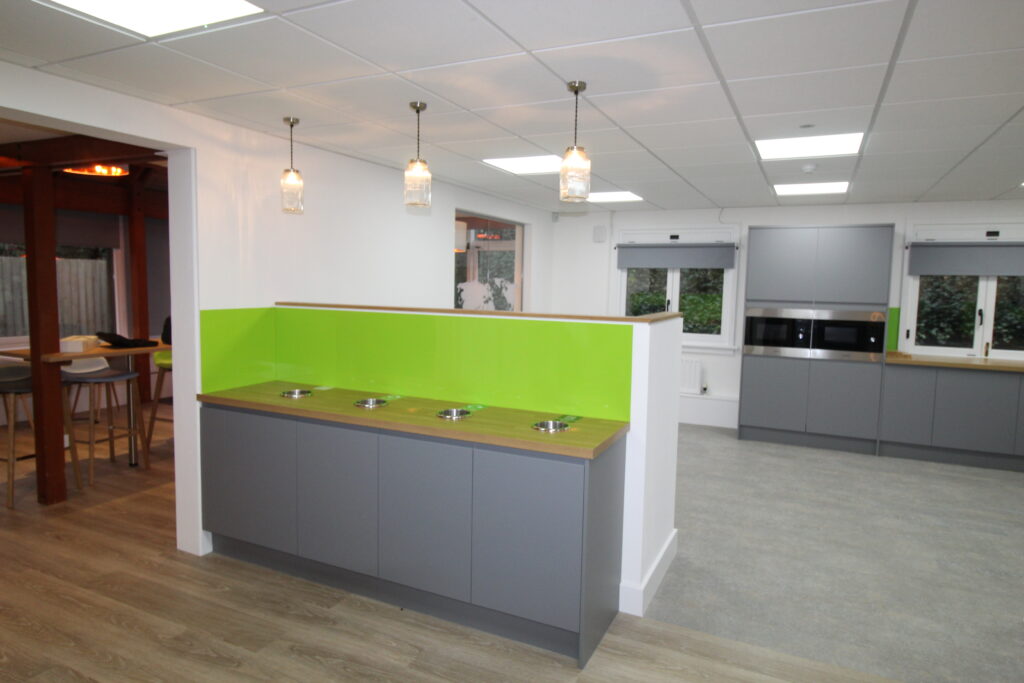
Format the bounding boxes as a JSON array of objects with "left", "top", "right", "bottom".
[
  {"left": 739, "top": 355, "right": 809, "bottom": 432},
  {"left": 806, "top": 361, "right": 882, "bottom": 440},
  {"left": 199, "top": 405, "right": 626, "bottom": 667}
]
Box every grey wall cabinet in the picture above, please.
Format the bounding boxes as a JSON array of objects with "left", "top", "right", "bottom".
[
  {"left": 880, "top": 365, "right": 937, "bottom": 446},
  {"left": 746, "top": 227, "right": 817, "bottom": 302},
  {"left": 739, "top": 355, "right": 809, "bottom": 432},
  {"left": 806, "top": 361, "right": 882, "bottom": 440},
  {"left": 296, "top": 422, "right": 379, "bottom": 576},
  {"left": 814, "top": 226, "right": 892, "bottom": 305},
  {"left": 1016, "top": 380, "right": 1024, "bottom": 457},
  {"left": 378, "top": 434, "right": 473, "bottom": 602},
  {"left": 201, "top": 406, "right": 298, "bottom": 554},
  {"left": 471, "top": 447, "right": 585, "bottom": 632},
  {"left": 932, "top": 369, "right": 1021, "bottom": 455}
]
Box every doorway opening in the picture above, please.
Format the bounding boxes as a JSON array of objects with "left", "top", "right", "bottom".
[{"left": 454, "top": 211, "right": 524, "bottom": 312}]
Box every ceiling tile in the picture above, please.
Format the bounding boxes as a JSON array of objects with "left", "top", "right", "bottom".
[
  {"left": 900, "top": 0, "right": 1024, "bottom": 60},
  {"left": 465, "top": 0, "right": 690, "bottom": 50},
  {"left": 588, "top": 148, "right": 669, "bottom": 171},
  {"left": 886, "top": 50, "right": 1024, "bottom": 103},
  {"left": 873, "top": 94, "right": 1024, "bottom": 132},
  {"left": 250, "top": 0, "right": 325, "bottom": 11},
  {"left": 401, "top": 54, "right": 565, "bottom": 110},
  {"left": 777, "top": 194, "right": 847, "bottom": 206},
  {"left": 627, "top": 118, "right": 747, "bottom": 150},
  {"left": 920, "top": 144, "right": 1024, "bottom": 200},
  {"left": 0, "top": 47, "right": 44, "bottom": 68},
  {"left": 360, "top": 143, "right": 471, "bottom": 169},
  {"left": 595, "top": 165, "right": 683, "bottom": 183},
  {"left": 762, "top": 155, "right": 857, "bottom": 183},
  {"left": 661, "top": 143, "right": 757, "bottom": 168},
  {"left": 676, "top": 161, "right": 765, "bottom": 182},
  {"left": 742, "top": 106, "right": 873, "bottom": 139},
  {"left": 178, "top": 90, "right": 351, "bottom": 131},
  {"left": 864, "top": 125, "right": 998, "bottom": 155},
  {"left": 297, "top": 74, "right": 459, "bottom": 120},
  {"left": 0, "top": 1, "right": 141, "bottom": 64},
  {"left": 287, "top": 0, "right": 521, "bottom": 71},
  {"left": 437, "top": 136, "right": 549, "bottom": 159},
  {"left": 729, "top": 65, "right": 887, "bottom": 116},
  {"left": 847, "top": 177, "right": 939, "bottom": 203},
  {"left": 299, "top": 121, "right": 413, "bottom": 151},
  {"left": 617, "top": 180, "right": 716, "bottom": 209},
  {"left": 162, "top": 18, "right": 381, "bottom": 87},
  {"left": 705, "top": 1, "right": 905, "bottom": 80},
  {"left": 525, "top": 128, "right": 641, "bottom": 156},
  {"left": 534, "top": 31, "right": 715, "bottom": 94},
  {"left": 855, "top": 149, "right": 965, "bottom": 178},
  {"left": 686, "top": 172, "right": 774, "bottom": 207},
  {"left": 474, "top": 98, "right": 609, "bottom": 137},
  {"left": 377, "top": 111, "right": 509, "bottom": 143},
  {"left": 590, "top": 83, "right": 734, "bottom": 127},
  {"left": 690, "top": 0, "right": 872, "bottom": 25},
  {"left": 40, "top": 44, "right": 267, "bottom": 104}
]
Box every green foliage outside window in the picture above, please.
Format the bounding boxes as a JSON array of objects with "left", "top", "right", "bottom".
[
  {"left": 994, "top": 276, "right": 1024, "bottom": 350},
  {"left": 915, "top": 275, "right": 978, "bottom": 348},
  {"left": 679, "top": 268, "right": 723, "bottom": 335},
  {"left": 626, "top": 268, "right": 667, "bottom": 316}
]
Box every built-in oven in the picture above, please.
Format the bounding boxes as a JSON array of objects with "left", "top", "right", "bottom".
[
  {"left": 810, "top": 310, "right": 886, "bottom": 362},
  {"left": 743, "top": 308, "right": 813, "bottom": 358}
]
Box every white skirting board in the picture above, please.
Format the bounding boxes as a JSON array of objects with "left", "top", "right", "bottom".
[
  {"left": 679, "top": 394, "right": 738, "bottom": 429},
  {"left": 618, "top": 529, "right": 678, "bottom": 616}
]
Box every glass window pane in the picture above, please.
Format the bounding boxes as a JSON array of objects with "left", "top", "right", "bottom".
[
  {"left": 626, "top": 268, "right": 667, "bottom": 316},
  {"left": 993, "top": 275, "right": 1024, "bottom": 351},
  {"left": 679, "top": 268, "right": 723, "bottom": 335},
  {"left": 915, "top": 275, "right": 978, "bottom": 348}
]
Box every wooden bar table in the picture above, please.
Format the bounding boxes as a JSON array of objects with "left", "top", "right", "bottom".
[{"left": 1, "top": 340, "right": 171, "bottom": 467}]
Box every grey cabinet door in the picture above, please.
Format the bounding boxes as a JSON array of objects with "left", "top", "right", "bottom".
[
  {"left": 200, "top": 406, "right": 297, "bottom": 554},
  {"left": 806, "top": 361, "right": 882, "bottom": 440},
  {"left": 296, "top": 422, "right": 379, "bottom": 576},
  {"left": 746, "top": 227, "right": 817, "bottom": 302},
  {"left": 739, "top": 355, "right": 810, "bottom": 432},
  {"left": 379, "top": 434, "right": 472, "bottom": 601},
  {"left": 814, "top": 226, "right": 892, "bottom": 305},
  {"left": 1016, "top": 380, "right": 1024, "bottom": 457},
  {"left": 471, "top": 447, "right": 585, "bottom": 632},
  {"left": 932, "top": 369, "right": 1021, "bottom": 454},
  {"left": 880, "top": 365, "right": 937, "bottom": 445}
]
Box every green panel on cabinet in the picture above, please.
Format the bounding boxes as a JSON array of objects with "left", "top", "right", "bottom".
[
  {"left": 199, "top": 308, "right": 277, "bottom": 392},
  {"left": 887, "top": 307, "right": 900, "bottom": 351}
]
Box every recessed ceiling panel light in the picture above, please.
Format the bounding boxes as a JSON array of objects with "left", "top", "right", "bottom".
[
  {"left": 482, "top": 155, "right": 562, "bottom": 175},
  {"left": 587, "top": 191, "right": 644, "bottom": 203},
  {"left": 51, "top": 0, "right": 263, "bottom": 37},
  {"left": 774, "top": 182, "right": 849, "bottom": 196},
  {"left": 755, "top": 132, "right": 863, "bottom": 160}
]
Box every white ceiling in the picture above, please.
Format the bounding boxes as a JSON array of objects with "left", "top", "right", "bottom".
[{"left": 2, "top": 0, "right": 1024, "bottom": 212}]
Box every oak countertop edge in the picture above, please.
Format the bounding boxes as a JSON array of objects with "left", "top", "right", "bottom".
[{"left": 886, "top": 352, "right": 1024, "bottom": 373}]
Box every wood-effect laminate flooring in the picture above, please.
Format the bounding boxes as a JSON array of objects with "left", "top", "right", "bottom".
[{"left": 0, "top": 405, "right": 892, "bottom": 682}]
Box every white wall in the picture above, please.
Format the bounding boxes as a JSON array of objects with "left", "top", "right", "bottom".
[{"left": 549, "top": 201, "right": 1024, "bottom": 428}]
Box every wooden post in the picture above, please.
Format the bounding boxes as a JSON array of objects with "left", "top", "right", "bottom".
[
  {"left": 128, "top": 167, "right": 151, "bottom": 402},
  {"left": 23, "top": 165, "right": 67, "bottom": 504}
]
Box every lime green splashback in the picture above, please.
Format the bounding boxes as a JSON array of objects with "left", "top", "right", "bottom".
[
  {"left": 200, "top": 308, "right": 277, "bottom": 393},
  {"left": 887, "top": 307, "right": 900, "bottom": 351},
  {"left": 201, "top": 307, "right": 633, "bottom": 420}
]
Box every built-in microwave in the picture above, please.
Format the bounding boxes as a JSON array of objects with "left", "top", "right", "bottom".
[{"left": 744, "top": 308, "right": 886, "bottom": 362}]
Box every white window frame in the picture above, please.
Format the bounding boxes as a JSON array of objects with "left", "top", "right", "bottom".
[{"left": 615, "top": 227, "right": 739, "bottom": 352}]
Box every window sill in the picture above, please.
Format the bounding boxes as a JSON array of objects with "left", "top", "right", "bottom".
[{"left": 681, "top": 342, "right": 737, "bottom": 356}]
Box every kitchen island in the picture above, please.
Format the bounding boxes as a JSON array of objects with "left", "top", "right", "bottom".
[{"left": 198, "top": 380, "right": 628, "bottom": 665}]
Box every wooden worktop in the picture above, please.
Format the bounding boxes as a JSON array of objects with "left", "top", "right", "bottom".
[
  {"left": 197, "top": 381, "right": 629, "bottom": 460},
  {"left": 0, "top": 340, "right": 170, "bottom": 363},
  {"left": 886, "top": 351, "right": 1024, "bottom": 374},
  {"left": 276, "top": 301, "right": 680, "bottom": 324}
]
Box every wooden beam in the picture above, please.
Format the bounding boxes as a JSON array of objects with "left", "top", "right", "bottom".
[
  {"left": 128, "top": 166, "right": 152, "bottom": 401},
  {"left": 0, "top": 135, "right": 157, "bottom": 168},
  {"left": 0, "top": 175, "right": 168, "bottom": 220},
  {"left": 22, "top": 166, "right": 67, "bottom": 505}
]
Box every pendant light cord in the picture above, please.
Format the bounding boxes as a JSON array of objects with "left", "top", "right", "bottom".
[
  {"left": 289, "top": 121, "right": 294, "bottom": 169},
  {"left": 416, "top": 109, "right": 421, "bottom": 160},
  {"left": 573, "top": 90, "right": 579, "bottom": 148}
]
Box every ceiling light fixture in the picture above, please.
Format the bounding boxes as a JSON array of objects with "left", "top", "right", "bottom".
[
  {"left": 62, "top": 164, "right": 128, "bottom": 177},
  {"left": 482, "top": 155, "right": 562, "bottom": 175},
  {"left": 281, "top": 116, "right": 303, "bottom": 215},
  {"left": 404, "top": 101, "right": 431, "bottom": 207},
  {"left": 51, "top": 0, "right": 263, "bottom": 37},
  {"left": 560, "top": 80, "right": 590, "bottom": 203},
  {"left": 755, "top": 132, "right": 863, "bottom": 160},
  {"left": 587, "top": 191, "right": 643, "bottom": 203},
  {"left": 774, "top": 181, "right": 849, "bottom": 196}
]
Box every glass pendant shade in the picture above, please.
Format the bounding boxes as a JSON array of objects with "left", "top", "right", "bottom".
[
  {"left": 404, "top": 158, "right": 431, "bottom": 207},
  {"left": 280, "top": 167, "right": 304, "bottom": 214},
  {"left": 559, "top": 146, "right": 590, "bottom": 203}
]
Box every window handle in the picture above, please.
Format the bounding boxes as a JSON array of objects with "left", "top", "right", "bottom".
[
  {"left": 977, "top": 308, "right": 984, "bottom": 326},
  {"left": 984, "top": 342, "right": 990, "bottom": 358},
  {"left": 665, "top": 299, "right": 671, "bottom": 312}
]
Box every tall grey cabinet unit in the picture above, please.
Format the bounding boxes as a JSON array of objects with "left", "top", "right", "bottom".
[{"left": 746, "top": 227, "right": 818, "bottom": 302}]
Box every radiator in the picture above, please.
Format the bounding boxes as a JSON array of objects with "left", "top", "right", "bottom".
[{"left": 680, "top": 359, "right": 703, "bottom": 396}]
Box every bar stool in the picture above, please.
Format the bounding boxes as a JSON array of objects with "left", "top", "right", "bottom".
[
  {"left": 145, "top": 350, "right": 172, "bottom": 450},
  {"left": 1, "top": 364, "right": 83, "bottom": 509},
  {"left": 63, "top": 361, "right": 149, "bottom": 484}
]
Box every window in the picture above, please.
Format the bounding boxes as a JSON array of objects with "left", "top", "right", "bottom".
[
  {"left": 0, "top": 243, "right": 115, "bottom": 340},
  {"left": 454, "top": 215, "right": 524, "bottom": 312},
  {"left": 618, "top": 235, "right": 737, "bottom": 347},
  {"left": 904, "top": 240, "right": 1024, "bottom": 359}
]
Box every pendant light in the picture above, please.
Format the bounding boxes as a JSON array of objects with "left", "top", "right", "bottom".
[
  {"left": 560, "top": 80, "right": 590, "bottom": 203},
  {"left": 404, "top": 101, "right": 431, "bottom": 207},
  {"left": 281, "top": 116, "right": 303, "bottom": 214}
]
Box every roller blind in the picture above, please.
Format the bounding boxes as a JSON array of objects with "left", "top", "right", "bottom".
[
  {"left": 616, "top": 243, "right": 736, "bottom": 269},
  {"left": 907, "top": 242, "right": 1024, "bottom": 276}
]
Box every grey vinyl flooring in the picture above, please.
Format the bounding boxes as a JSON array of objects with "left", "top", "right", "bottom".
[{"left": 646, "top": 425, "right": 1024, "bottom": 683}]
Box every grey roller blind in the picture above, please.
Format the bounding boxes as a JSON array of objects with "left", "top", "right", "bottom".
[
  {"left": 617, "top": 243, "right": 736, "bottom": 269},
  {"left": 908, "top": 242, "right": 1024, "bottom": 276}
]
